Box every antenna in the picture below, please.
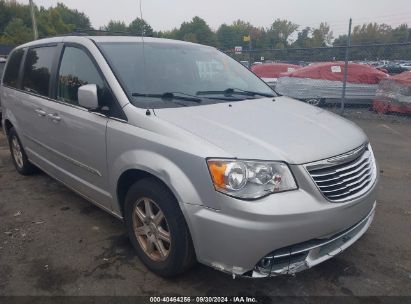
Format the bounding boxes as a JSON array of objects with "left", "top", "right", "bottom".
[
  {"left": 139, "top": 0, "right": 148, "bottom": 104},
  {"left": 139, "top": 0, "right": 144, "bottom": 37}
]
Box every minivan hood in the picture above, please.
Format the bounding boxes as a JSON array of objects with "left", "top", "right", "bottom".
[{"left": 154, "top": 97, "right": 367, "bottom": 164}]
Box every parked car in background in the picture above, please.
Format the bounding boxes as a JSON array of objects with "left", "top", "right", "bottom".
[
  {"left": 377, "top": 63, "right": 407, "bottom": 75},
  {"left": 251, "top": 63, "right": 301, "bottom": 89},
  {"left": 1, "top": 36, "right": 378, "bottom": 278},
  {"left": 399, "top": 62, "right": 411, "bottom": 71},
  {"left": 374, "top": 71, "right": 411, "bottom": 115},
  {"left": 251, "top": 61, "right": 263, "bottom": 67},
  {"left": 276, "top": 62, "right": 388, "bottom": 106},
  {"left": 0, "top": 57, "right": 7, "bottom": 118}
]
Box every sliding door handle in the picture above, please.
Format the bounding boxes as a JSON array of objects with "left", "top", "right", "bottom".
[
  {"left": 47, "top": 113, "right": 62, "bottom": 122},
  {"left": 35, "top": 109, "right": 46, "bottom": 117}
]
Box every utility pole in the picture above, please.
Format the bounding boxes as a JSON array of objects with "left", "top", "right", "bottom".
[
  {"left": 29, "top": 0, "right": 39, "bottom": 40},
  {"left": 341, "top": 18, "right": 352, "bottom": 113}
]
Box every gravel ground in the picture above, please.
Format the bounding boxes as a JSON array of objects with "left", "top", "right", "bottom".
[{"left": 0, "top": 112, "right": 410, "bottom": 297}]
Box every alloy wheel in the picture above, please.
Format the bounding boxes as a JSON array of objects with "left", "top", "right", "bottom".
[
  {"left": 132, "top": 197, "right": 172, "bottom": 261},
  {"left": 11, "top": 136, "right": 24, "bottom": 169}
]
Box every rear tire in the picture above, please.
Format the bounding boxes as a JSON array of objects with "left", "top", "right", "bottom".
[
  {"left": 124, "top": 177, "right": 196, "bottom": 277},
  {"left": 8, "top": 127, "right": 37, "bottom": 175}
]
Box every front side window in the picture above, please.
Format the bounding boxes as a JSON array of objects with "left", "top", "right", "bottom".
[
  {"left": 3, "top": 49, "right": 24, "bottom": 88},
  {"left": 22, "top": 46, "right": 56, "bottom": 97},
  {"left": 58, "top": 46, "right": 109, "bottom": 107}
]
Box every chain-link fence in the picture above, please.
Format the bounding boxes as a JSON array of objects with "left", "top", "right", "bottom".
[
  {"left": 227, "top": 42, "right": 411, "bottom": 64},
  {"left": 225, "top": 42, "right": 411, "bottom": 120}
]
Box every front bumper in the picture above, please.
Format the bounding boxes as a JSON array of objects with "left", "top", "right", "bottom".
[
  {"left": 182, "top": 171, "right": 377, "bottom": 277},
  {"left": 250, "top": 202, "right": 375, "bottom": 277}
]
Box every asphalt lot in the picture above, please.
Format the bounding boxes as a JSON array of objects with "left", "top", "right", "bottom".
[{"left": 0, "top": 110, "right": 410, "bottom": 296}]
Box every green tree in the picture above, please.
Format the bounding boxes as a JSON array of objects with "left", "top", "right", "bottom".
[
  {"left": 267, "top": 19, "right": 299, "bottom": 48},
  {"left": 391, "top": 24, "right": 409, "bottom": 42},
  {"left": 334, "top": 23, "right": 410, "bottom": 46},
  {"left": 216, "top": 21, "right": 248, "bottom": 50},
  {"left": 311, "top": 22, "right": 333, "bottom": 47},
  {"left": 216, "top": 23, "right": 237, "bottom": 49},
  {"left": 37, "top": 7, "right": 73, "bottom": 37},
  {"left": 333, "top": 23, "right": 411, "bottom": 60},
  {"left": 52, "top": 3, "right": 91, "bottom": 29},
  {"left": 350, "top": 23, "right": 392, "bottom": 44},
  {"left": 0, "top": 0, "right": 32, "bottom": 34},
  {"left": 292, "top": 27, "right": 312, "bottom": 48},
  {"left": 177, "top": 16, "right": 217, "bottom": 46},
  {"left": 103, "top": 20, "right": 128, "bottom": 33},
  {"left": 216, "top": 20, "right": 267, "bottom": 51},
  {"left": 0, "top": 0, "right": 92, "bottom": 44},
  {"left": 333, "top": 34, "right": 348, "bottom": 46},
  {"left": 0, "top": 17, "right": 33, "bottom": 44},
  {"left": 157, "top": 29, "right": 179, "bottom": 39},
  {"left": 128, "top": 17, "right": 153, "bottom": 36},
  {"left": 182, "top": 32, "right": 197, "bottom": 43}
]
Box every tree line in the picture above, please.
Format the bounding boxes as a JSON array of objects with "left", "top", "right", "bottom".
[
  {"left": 0, "top": 0, "right": 410, "bottom": 60},
  {"left": 0, "top": 1, "right": 90, "bottom": 44}
]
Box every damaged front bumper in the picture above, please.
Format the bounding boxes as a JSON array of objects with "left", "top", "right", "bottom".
[
  {"left": 248, "top": 202, "right": 376, "bottom": 278},
  {"left": 182, "top": 175, "right": 377, "bottom": 278}
]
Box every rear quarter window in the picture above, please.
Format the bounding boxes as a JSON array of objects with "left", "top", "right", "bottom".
[
  {"left": 3, "top": 49, "right": 24, "bottom": 88},
  {"left": 22, "top": 46, "right": 56, "bottom": 97}
]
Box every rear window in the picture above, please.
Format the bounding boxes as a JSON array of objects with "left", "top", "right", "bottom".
[
  {"left": 3, "top": 49, "right": 24, "bottom": 88},
  {"left": 22, "top": 46, "right": 56, "bottom": 97}
]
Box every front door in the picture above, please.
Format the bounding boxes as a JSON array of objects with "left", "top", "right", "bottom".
[{"left": 36, "top": 45, "right": 115, "bottom": 210}]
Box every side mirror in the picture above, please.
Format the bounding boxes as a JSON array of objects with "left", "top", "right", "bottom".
[{"left": 78, "top": 84, "right": 98, "bottom": 110}]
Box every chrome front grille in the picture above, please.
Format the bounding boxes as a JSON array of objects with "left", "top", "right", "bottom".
[{"left": 306, "top": 145, "right": 377, "bottom": 202}]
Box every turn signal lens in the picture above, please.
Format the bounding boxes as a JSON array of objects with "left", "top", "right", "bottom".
[{"left": 208, "top": 161, "right": 227, "bottom": 189}]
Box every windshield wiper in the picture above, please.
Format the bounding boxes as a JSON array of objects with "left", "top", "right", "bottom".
[
  {"left": 196, "top": 88, "right": 275, "bottom": 98},
  {"left": 131, "top": 92, "right": 202, "bottom": 103}
]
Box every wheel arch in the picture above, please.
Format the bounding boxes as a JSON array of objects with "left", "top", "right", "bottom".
[
  {"left": 116, "top": 168, "right": 180, "bottom": 219},
  {"left": 110, "top": 148, "right": 211, "bottom": 217},
  {"left": 3, "top": 119, "right": 14, "bottom": 136}
]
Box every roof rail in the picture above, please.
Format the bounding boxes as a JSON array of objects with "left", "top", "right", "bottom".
[
  {"left": 68, "top": 28, "right": 143, "bottom": 37},
  {"left": 46, "top": 28, "right": 156, "bottom": 39}
]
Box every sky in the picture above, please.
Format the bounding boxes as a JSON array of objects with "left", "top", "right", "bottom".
[{"left": 18, "top": 0, "right": 411, "bottom": 37}]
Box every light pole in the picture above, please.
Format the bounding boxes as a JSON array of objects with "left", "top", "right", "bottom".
[
  {"left": 29, "top": 0, "right": 39, "bottom": 40},
  {"left": 341, "top": 18, "right": 352, "bottom": 113}
]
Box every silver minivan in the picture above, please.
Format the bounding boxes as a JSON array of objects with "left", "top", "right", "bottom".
[{"left": 0, "top": 36, "right": 378, "bottom": 278}]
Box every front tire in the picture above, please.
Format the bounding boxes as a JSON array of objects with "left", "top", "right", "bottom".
[
  {"left": 8, "top": 127, "right": 37, "bottom": 175},
  {"left": 124, "top": 178, "right": 196, "bottom": 277}
]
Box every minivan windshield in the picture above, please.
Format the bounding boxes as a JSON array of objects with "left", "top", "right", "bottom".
[{"left": 97, "top": 41, "right": 275, "bottom": 108}]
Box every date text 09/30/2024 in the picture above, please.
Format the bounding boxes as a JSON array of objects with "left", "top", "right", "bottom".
[{"left": 150, "top": 297, "right": 258, "bottom": 303}]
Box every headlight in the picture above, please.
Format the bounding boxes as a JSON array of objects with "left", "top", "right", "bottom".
[{"left": 207, "top": 159, "right": 297, "bottom": 199}]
